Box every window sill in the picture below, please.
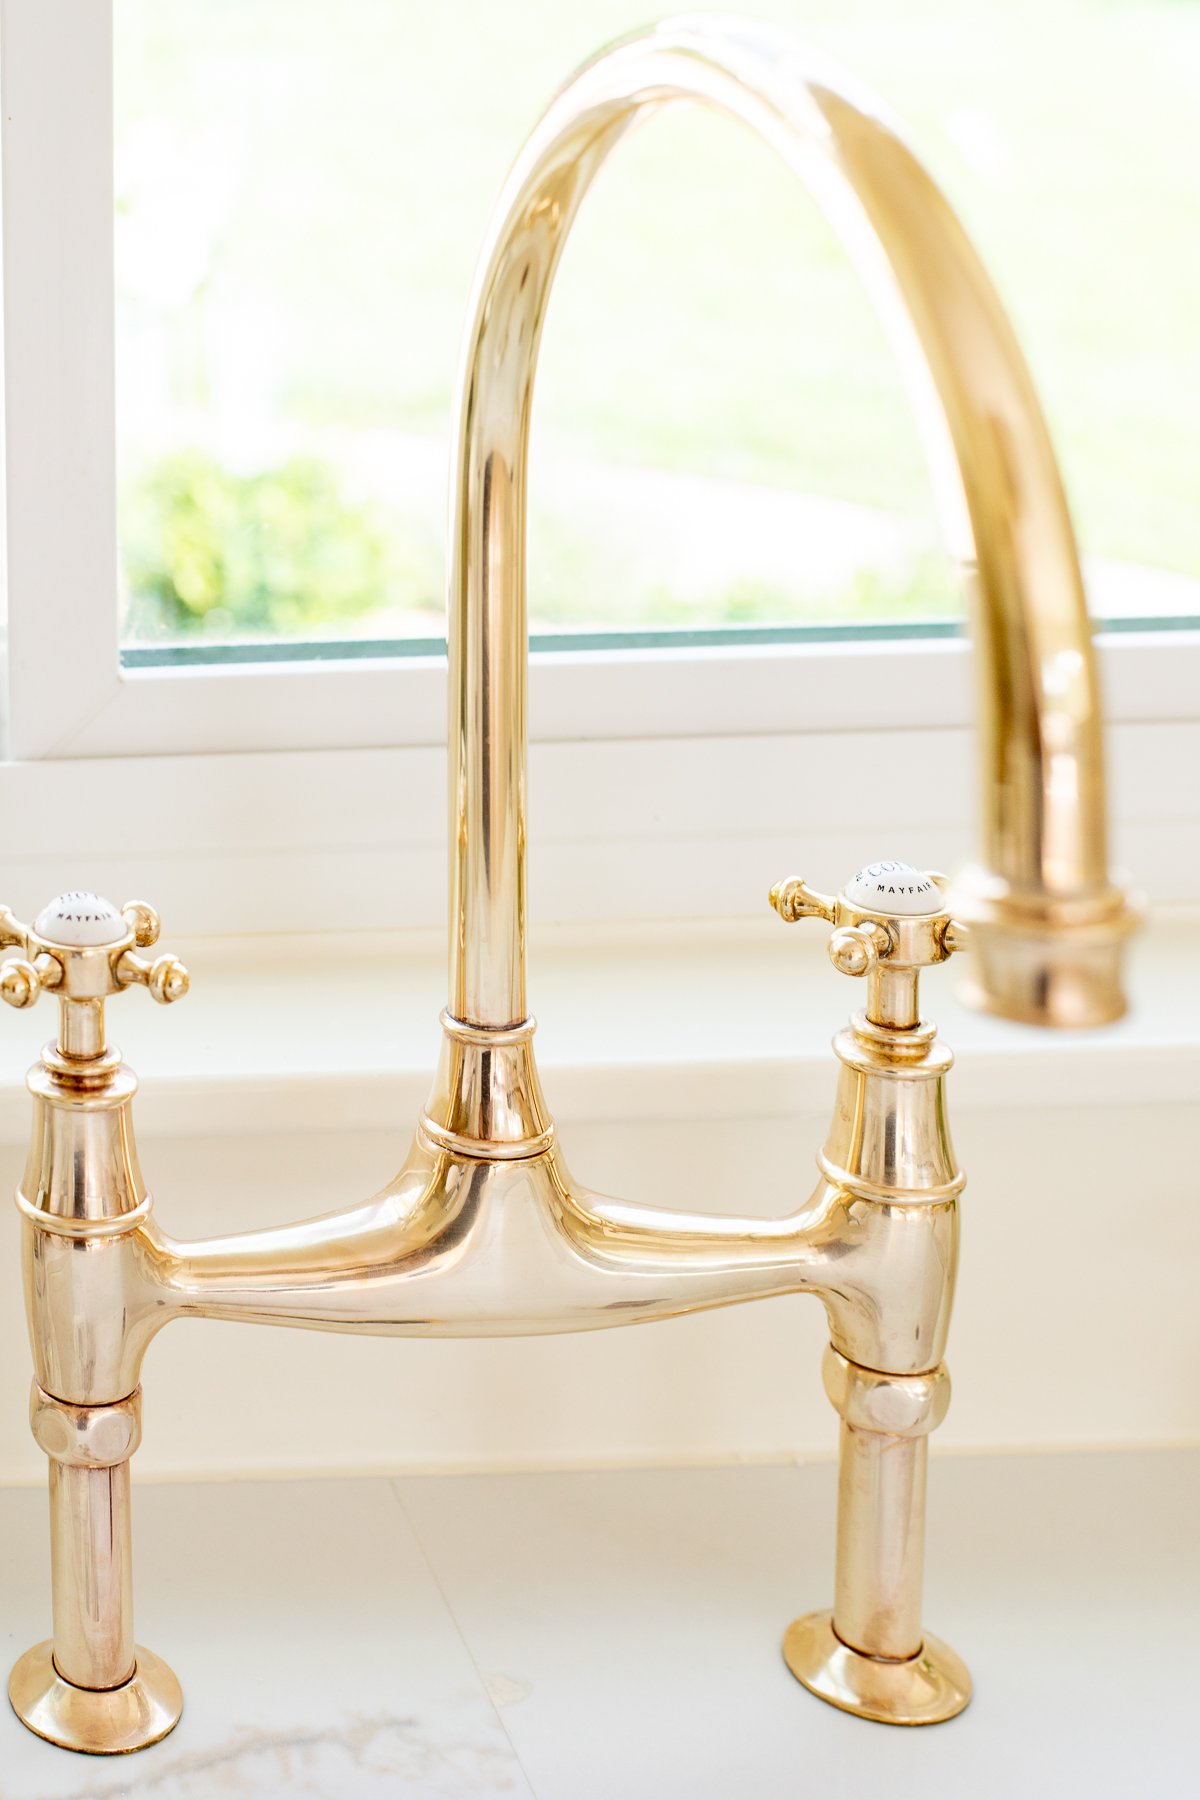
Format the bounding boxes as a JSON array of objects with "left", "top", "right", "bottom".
[{"left": 1, "top": 910, "right": 1193, "bottom": 1147}]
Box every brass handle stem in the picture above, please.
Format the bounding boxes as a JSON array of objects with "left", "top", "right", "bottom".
[
  {"left": 1, "top": 950, "right": 63, "bottom": 1011},
  {"left": 115, "top": 951, "right": 189, "bottom": 1005},
  {"left": 769, "top": 878, "right": 837, "bottom": 924},
  {"left": 0, "top": 904, "right": 31, "bottom": 952},
  {"left": 1, "top": 958, "right": 42, "bottom": 1009},
  {"left": 868, "top": 965, "right": 922, "bottom": 1032},
  {"left": 57, "top": 997, "right": 107, "bottom": 1062}
]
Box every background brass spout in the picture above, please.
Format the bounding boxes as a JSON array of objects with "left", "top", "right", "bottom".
[{"left": 3, "top": 11, "right": 1138, "bottom": 1756}]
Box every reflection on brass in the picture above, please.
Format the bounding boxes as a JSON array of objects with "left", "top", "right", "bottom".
[{"left": 4, "top": 16, "right": 1136, "bottom": 1753}]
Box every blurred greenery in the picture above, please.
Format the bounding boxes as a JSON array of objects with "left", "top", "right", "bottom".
[
  {"left": 625, "top": 561, "right": 961, "bottom": 629},
  {"left": 121, "top": 452, "right": 436, "bottom": 639},
  {"left": 121, "top": 447, "right": 958, "bottom": 637},
  {"left": 113, "top": 0, "right": 1200, "bottom": 643}
]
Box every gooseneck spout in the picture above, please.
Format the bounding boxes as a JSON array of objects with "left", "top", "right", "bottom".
[{"left": 449, "top": 15, "right": 1137, "bottom": 1033}]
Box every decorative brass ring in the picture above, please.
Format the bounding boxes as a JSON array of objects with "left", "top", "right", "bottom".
[
  {"left": 418, "top": 1115, "right": 556, "bottom": 1161},
  {"left": 848, "top": 1013, "right": 939, "bottom": 1058},
  {"left": 14, "top": 1190, "right": 153, "bottom": 1240},
  {"left": 439, "top": 1010, "right": 538, "bottom": 1047},
  {"left": 28, "top": 1059, "right": 138, "bottom": 1111},
  {"left": 833, "top": 1032, "right": 954, "bottom": 1082},
  {"left": 38, "top": 1040, "right": 125, "bottom": 1084},
  {"left": 816, "top": 1153, "right": 964, "bottom": 1207}
]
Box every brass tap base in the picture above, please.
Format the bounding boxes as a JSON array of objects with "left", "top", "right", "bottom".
[
  {"left": 8, "top": 1643, "right": 182, "bottom": 1755},
  {"left": 782, "top": 1612, "right": 971, "bottom": 1726}
]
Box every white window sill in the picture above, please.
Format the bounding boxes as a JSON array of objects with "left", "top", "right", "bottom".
[{"left": 1, "top": 910, "right": 1193, "bottom": 1146}]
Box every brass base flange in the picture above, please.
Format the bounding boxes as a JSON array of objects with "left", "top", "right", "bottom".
[
  {"left": 782, "top": 1611, "right": 971, "bottom": 1726},
  {"left": 9, "top": 1643, "right": 182, "bottom": 1754}
]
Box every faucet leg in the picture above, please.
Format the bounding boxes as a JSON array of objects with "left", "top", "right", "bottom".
[
  {"left": 8, "top": 1386, "right": 182, "bottom": 1754},
  {"left": 783, "top": 1346, "right": 971, "bottom": 1724}
]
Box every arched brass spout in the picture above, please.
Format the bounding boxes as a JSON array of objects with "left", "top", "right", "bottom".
[{"left": 449, "top": 14, "right": 1137, "bottom": 1035}]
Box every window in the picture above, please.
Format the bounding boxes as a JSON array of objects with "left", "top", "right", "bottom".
[
  {"left": 108, "top": 0, "right": 1200, "bottom": 669},
  {"left": 1, "top": 2, "right": 1197, "bottom": 937}
]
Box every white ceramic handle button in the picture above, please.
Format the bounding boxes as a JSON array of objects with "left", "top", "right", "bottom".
[
  {"left": 33, "top": 891, "right": 127, "bottom": 947},
  {"left": 845, "top": 862, "right": 940, "bottom": 916}
]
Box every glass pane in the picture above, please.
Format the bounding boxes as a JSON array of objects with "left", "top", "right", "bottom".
[{"left": 113, "top": 0, "right": 1200, "bottom": 657}]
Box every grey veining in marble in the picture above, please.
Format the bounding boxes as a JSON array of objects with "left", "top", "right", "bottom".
[{"left": 0, "top": 1480, "right": 529, "bottom": 1800}]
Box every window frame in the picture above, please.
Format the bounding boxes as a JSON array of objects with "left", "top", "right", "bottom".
[{"left": 2, "top": 0, "right": 1199, "bottom": 934}]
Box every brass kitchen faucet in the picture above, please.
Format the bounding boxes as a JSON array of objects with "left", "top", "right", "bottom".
[{"left": 1, "top": 18, "right": 1136, "bottom": 1753}]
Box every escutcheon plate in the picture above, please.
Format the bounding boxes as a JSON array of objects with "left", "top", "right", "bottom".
[
  {"left": 9, "top": 1642, "right": 182, "bottom": 1754},
  {"left": 783, "top": 1610, "right": 971, "bottom": 1725}
]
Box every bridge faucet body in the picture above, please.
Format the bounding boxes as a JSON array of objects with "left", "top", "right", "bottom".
[{"left": 2, "top": 14, "right": 1136, "bottom": 1757}]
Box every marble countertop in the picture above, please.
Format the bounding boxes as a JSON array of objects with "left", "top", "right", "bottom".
[{"left": 0, "top": 1449, "right": 1195, "bottom": 1799}]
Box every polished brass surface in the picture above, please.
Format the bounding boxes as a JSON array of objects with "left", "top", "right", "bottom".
[
  {"left": 48, "top": 1459, "right": 136, "bottom": 1691},
  {"left": 420, "top": 1011, "right": 555, "bottom": 1158},
  {"left": 114, "top": 950, "right": 189, "bottom": 1006},
  {"left": 30, "top": 1385, "right": 143, "bottom": 1469},
  {"left": 119, "top": 902, "right": 161, "bottom": 950},
  {"left": 767, "top": 878, "right": 836, "bottom": 925},
  {"left": 774, "top": 863, "right": 960, "bottom": 1030},
  {"left": 782, "top": 1614, "right": 972, "bottom": 1727},
  {"left": 8, "top": 874, "right": 968, "bottom": 1744},
  {"left": 22, "top": 1063, "right": 146, "bottom": 1224},
  {"left": 448, "top": 15, "right": 1135, "bottom": 1032},
  {"left": 2, "top": 898, "right": 185, "bottom": 1747},
  {"left": 822, "top": 1348, "right": 949, "bottom": 1660},
  {"left": 2, "top": 12, "right": 1137, "bottom": 1755},
  {"left": 948, "top": 866, "right": 1139, "bottom": 1028},
  {"left": 0, "top": 892, "right": 188, "bottom": 1061},
  {"left": 9, "top": 1644, "right": 182, "bottom": 1755}
]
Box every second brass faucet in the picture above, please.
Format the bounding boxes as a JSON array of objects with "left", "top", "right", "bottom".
[{"left": 2, "top": 15, "right": 1137, "bottom": 1757}]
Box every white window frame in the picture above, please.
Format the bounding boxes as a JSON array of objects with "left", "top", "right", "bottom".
[{"left": 2, "top": 0, "right": 1199, "bottom": 938}]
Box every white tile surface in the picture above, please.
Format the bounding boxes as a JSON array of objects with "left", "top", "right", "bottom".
[
  {"left": 397, "top": 1452, "right": 1200, "bottom": 1800},
  {"left": 0, "top": 1451, "right": 1196, "bottom": 1799}
]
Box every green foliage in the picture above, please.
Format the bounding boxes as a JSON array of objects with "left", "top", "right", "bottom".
[
  {"left": 121, "top": 451, "right": 402, "bottom": 637},
  {"left": 700, "top": 559, "right": 960, "bottom": 628},
  {"left": 121, "top": 447, "right": 957, "bottom": 643}
]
